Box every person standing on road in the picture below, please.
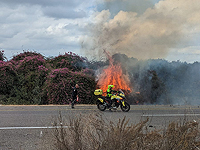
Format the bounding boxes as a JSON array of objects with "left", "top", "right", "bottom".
[{"left": 71, "top": 84, "right": 79, "bottom": 109}]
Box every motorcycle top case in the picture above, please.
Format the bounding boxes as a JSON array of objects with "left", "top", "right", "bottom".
[{"left": 94, "top": 89, "right": 103, "bottom": 95}]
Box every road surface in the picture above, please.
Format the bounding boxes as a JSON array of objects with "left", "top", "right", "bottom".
[{"left": 0, "top": 105, "right": 200, "bottom": 150}]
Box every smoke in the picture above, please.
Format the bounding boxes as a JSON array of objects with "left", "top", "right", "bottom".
[
  {"left": 81, "top": 0, "right": 200, "bottom": 105},
  {"left": 81, "top": 0, "right": 200, "bottom": 60}
]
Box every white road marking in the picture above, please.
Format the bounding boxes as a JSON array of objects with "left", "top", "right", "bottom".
[
  {"left": 0, "top": 126, "right": 69, "bottom": 130},
  {"left": 142, "top": 114, "right": 200, "bottom": 117}
]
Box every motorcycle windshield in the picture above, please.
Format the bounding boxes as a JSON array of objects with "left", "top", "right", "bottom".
[{"left": 118, "top": 89, "right": 124, "bottom": 95}]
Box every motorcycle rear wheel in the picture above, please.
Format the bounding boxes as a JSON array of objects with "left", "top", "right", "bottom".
[
  {"left": 97, "top": 103, "right": 106, "bottom": 111},
  {"left": 120, "top": 102, "right": 130, "bottom": 112}
]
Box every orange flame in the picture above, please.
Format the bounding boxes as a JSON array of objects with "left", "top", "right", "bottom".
[{"left": 97, "top": 51, "right": 131, "bottom": 94}]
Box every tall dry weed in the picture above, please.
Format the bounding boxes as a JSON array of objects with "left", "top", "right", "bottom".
[{"left": 51, "top": 112, "right": 200, "bottom": 150}]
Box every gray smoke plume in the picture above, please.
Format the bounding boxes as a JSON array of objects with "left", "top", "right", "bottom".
[
  {"left": 81, "top": 0, "right": 200, "bottom": 61},
  {"left": 82, "top": 0, "right": 200, "bottom": 105}
]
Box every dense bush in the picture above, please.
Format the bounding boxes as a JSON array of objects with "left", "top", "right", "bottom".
[
  {"left": 16, "top": 55, "right": 46, "bottom": 73},
  {"left": 0, "top": 51, "right": 96, "bottom": 105},
  {"left": 1, "top": 51, "right": 200, "bottom": 105},
  {"left": 0, "top": 61, "right": 17, "bottom": 95},
  {"left": 42, "top": 68, "right": 96, "bottom": 104},
  {"left": 11, "top": 51, "right": 43, "bottom": 64},
  {"left": 48, "top": 52, "right": 87, "bottom": 71},
  {"left": 0, "top": 52, "right": 49, "bottom": 104}
]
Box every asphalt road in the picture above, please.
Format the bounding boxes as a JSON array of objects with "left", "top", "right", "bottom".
[{"left": 0, "top": 105, "right": 200, "bottom": 150}]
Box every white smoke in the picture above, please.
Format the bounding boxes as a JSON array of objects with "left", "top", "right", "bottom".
[{"left": 82, "top": 0, "right": 200, "bottom": 60}]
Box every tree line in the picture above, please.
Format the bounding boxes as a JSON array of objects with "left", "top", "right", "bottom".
[{"left": 1, "top": 51, "right": 200, "bottom": 105}]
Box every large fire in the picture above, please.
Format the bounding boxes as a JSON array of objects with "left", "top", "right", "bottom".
[{"left": 97, "top": 51, "right": 131, "bottom": 95}]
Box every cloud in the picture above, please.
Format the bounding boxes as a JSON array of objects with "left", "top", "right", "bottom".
[
  {"left": 0, "top": 0, "right": 88, "bottom": 19},
  {"left": 1, "top": 0, "right": 200, "bottom": 63},
  {"left": 0, "top": 0, "right": 80, "bottom": 7},
  {"left": 43, "top": 6, "right": 86, "bottom": 19},
  {"left": 96, "top": 0, "right": 156, "bottom": 16},
  {"left": 166, "top": 46, "right": 200, "bottom": 63},
  {"left": 82, "top": 0, "right": 200, "bottom": 61},
  {"left": 0, "top": 0, "right": 96, "bottom": 59}
]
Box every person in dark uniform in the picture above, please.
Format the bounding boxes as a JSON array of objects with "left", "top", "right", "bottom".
[{"left": 71, "top": 84, "right": 79, "bottom": 108}]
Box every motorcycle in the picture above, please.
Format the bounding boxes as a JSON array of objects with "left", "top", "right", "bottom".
[{"left": 94, "top": 89, "right": 130, "bottom": 112}]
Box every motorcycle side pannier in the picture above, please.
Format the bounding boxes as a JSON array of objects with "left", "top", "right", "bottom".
[{"left": 94, "top": 89, "right": 103, "bottom": 95}]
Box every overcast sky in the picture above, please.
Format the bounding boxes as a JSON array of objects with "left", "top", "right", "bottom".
[{"left": 1, "top": 0, "right": 200, "bottom": 63}]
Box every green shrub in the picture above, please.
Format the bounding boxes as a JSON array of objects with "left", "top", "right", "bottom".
[
  {"left": 0, "top": 51, "right": 97, "bottom": 105},
  {"left": 43, "top": 68, "right": 96, "bottom": 104},
  {"left": 48, "top": 52, "right": 87, "bottom": 71},
  {"left": 0, "top": 61, "right": 17, "bottom": 95}
]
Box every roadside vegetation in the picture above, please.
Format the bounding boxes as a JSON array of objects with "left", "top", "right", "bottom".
[
  {"left": 1, "top": 50, "right": 200, "bottom": 105},
  {"left": 0, "top": 51, "right": 96, "bottom": 105},
  {"left": 50, "top": 113, "right": 200, "bottom": 150}
]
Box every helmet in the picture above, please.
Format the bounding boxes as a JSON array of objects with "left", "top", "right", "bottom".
[{"left": 108, "top": 85, "right": 114, "bottom": 89}]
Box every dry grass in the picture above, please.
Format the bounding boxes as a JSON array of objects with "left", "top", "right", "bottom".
[{"left": 51, "top": 113, "right": 200, "bottom": 150}]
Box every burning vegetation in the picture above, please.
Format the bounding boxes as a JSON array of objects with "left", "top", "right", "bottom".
[
  {"left": 97, "top": 51, "right": 131, "bottom": 94},
  {"left": 1, "top": 50, "right": 200, "bottom": 105}
]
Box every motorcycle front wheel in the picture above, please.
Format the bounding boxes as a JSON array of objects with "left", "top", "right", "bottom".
[
  {"left": 120, "top": 102, "right": 130, "bottom": 112},
  {"left": 97, "top": 103, "right": 106, "bottom": 111}
]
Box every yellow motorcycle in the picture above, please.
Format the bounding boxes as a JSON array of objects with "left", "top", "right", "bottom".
[{"left": 94, "top": 89, "right": 130, "bottom": 112}]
